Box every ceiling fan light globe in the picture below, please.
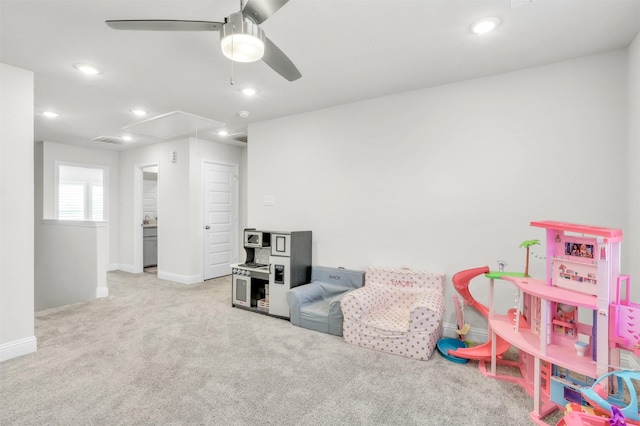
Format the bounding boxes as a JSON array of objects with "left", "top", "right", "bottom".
[
  {"left": 221, "top": 33, "right": 265, "bottom": 62},
  {"left": 220, "top": 14, "right": 266, "bottom": 63}
]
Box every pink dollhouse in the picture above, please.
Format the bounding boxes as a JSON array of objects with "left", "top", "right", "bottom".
[{"left": 454, "top": 220, "right": 639, "bottom": 425}]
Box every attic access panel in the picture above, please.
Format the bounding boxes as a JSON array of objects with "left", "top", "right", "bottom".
[{"left": 123, "top": 110, "right": 225, "bottom": 140}]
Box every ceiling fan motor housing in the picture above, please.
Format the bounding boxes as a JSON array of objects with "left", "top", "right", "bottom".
[{"left": 220, "top": 12, "right": 266, "bottom": 62}]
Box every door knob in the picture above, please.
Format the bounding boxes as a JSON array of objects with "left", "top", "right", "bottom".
[{"left": 205, "top": 225, "right": 211, "bottom": 230}]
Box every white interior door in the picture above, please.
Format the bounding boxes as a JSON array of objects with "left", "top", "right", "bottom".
[{"left": 203, "top": 162, "right": 237, "bottom": 280}]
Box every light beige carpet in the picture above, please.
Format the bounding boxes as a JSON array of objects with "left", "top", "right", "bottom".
[{"left": 1, "top": 271, "right": 555, "bottom": 425}]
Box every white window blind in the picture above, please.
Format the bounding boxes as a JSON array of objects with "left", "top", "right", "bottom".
[
  {"left": 91, "top": 184, "right": 103, "bottom": 220},
  {"left": 58, "top": 182, "right": 85, "bottom": 220},
  {"left": 56, "top": 164, "right": 107, "bottom": 221}
]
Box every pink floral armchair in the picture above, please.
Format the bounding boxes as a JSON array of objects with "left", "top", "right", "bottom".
[{"left": 341, "top": 267, "right": 445, "bottom": 361}]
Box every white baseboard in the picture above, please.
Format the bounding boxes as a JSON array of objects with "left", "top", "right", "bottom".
[
  {"left": 117, "top": 264, "right": 137, "bottom": 274},
  {"left": 443, "top": 322, "right": 488, "bottom": 343},
  {"left": 157, "top": 271, "right": 202, "bottom": 285},
  {"left": 96, "top": 286, "right": 109, "bottom": 298},
  {"left": 116, "top": 264, "right": 201, "bottom": 285},
  {"left": 0, "top": 336, "right": 37, "bottom": 362}
]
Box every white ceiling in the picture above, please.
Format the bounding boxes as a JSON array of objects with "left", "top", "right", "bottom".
[{"left": 1, "top": 0, "right": 639, "bottom": 150}]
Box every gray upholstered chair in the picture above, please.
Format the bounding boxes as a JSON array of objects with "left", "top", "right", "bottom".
[{"left": 287, "top": 266, "right": 365, "bottom": 336}]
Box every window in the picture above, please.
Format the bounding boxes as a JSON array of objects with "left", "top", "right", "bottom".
[{"left": 55, "top": 163, "right": 108, "bottom": 221}]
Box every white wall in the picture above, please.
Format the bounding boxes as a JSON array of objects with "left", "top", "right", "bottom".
[
  {"left": 39, "top": 141, "right": 120, "bottom": 269},
  {"left": 35, "top": 221, "right": 108, "bottom": 311},
  {"left": 119, "top": 138, "right": 191, "bottom": 277},
  {"left": 628, "top": 33, "right": 640, "bottom": 303},
  {"left": 247, "top": 50, "right": 631, "bottom": 332},
  {"left": 118, "top": 137, "right": 244, "bottom": 283},
  {"left": 0, "top": 63, "right": 36, "bottom": 361}
]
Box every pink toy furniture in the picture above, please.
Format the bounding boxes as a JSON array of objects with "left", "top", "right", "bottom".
[
  {"left": 341, "top": 267, "right": 445, "bottom": 361},
  {"left": 458, "top": 220, "right": 638, "bottom": 426}
]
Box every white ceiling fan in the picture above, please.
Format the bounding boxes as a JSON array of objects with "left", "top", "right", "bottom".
[{"left": 106, "top": 0, "right": 301, "bottom": 81}]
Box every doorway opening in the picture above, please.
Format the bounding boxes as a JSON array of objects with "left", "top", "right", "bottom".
[{"left": 134, "top": 163, "right": 159, "bottom": 274}]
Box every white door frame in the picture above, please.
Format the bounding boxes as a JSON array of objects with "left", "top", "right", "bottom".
[
  {"left": 134, "top": 162, "right": 159, "bottom": 273},
  {"left": 202, "top": 160, "right": 239, "bottom": 280}
]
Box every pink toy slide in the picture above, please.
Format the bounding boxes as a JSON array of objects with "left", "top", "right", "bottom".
[{"left": 448, "top": 266, "right": 511, "bottom": 360}]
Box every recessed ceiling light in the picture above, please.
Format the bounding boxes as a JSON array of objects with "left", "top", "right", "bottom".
[
  {"left": 122, "top": 135, "right": 133, "bottom": 142},
  {"left": 130, "top": 108, "right": 148, "bottom": 117},
  {"left": 41, "top": 111, "right": 60, "bottom": 118},
  {"left": 241, "top": 87, "right": 257, "bottom": 96},
  {"left": 238, "top": 111, "right": 250, "bottom": 118},
  {"left": 217, "top": 130, "right": 229, "bottom": 137},
  {"left": 471, "top": 17, "right": 500, "bottom": 36},
  {"left": 74, "top": 63, "right": 102, "bottom": 75}
]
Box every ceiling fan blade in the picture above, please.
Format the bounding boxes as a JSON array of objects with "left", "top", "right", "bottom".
[
  {"left": 106, "top": 20, "right": 223, "bottom": 31},
  {"left": 262, "top": 37, "right": 301, "bottom": 82},
  {"left": 241, "top": 0, "right": 290, "bottom": 25}
]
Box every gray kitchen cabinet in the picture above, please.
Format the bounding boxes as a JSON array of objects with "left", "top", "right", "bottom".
[{"left": 143, "top": 226, "right": 157, "bottom": 267}]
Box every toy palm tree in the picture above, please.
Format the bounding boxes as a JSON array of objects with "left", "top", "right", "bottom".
[{"left": 519, "top": 239, "right": 540, "bottom": 277}]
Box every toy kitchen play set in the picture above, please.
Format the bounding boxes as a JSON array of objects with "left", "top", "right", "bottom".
[{"left": 231, "top": 229, "right": 312, "bottom": 319}]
